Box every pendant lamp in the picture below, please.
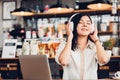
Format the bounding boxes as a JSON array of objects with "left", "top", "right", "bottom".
[
  {"left": 87, "top": 0, "right": 112, "bottom": 10},
  {"left": 11, "top": 0, "right": 34, "bottom": 16},
  {"left": 47, "top": 0, "right": 74, "bottom": 14}
]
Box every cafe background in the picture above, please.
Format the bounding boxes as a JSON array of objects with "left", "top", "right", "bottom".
[
  {"left": 0, "top": 0, "right": 119, "bottom": 55},
  {"left": 0, "top": 0, "right": 120, "bottom": 79}
]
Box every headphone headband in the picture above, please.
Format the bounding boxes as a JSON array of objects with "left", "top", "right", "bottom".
[{"left": 68, "top": 13, "right": 79, "bottom": 22}]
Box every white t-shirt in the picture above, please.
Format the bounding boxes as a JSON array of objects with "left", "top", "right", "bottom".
[{"left": 55, "top": 40, "right": 100, "bottom": 80}]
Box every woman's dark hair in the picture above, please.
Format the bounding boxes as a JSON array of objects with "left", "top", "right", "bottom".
[{"left": 70, "top": 13, "right": 93, "bottom": 50}]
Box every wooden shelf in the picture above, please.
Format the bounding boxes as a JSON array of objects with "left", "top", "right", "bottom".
[
  {"left": 111, "top": 56, "right": 120, "bottom": 58},
  {"left": 98, "top": 31, "right": 120, "bottom": 35},
  {"left": 98, "top": 31, "right": 113, "bottom": 35},
  {"left": 63, "top": 31, "right": 118, "bottom": 37},
  {"left": 24, "top": 8, "right": 120, "bottom": 18},
  {"left": 74, "top": 9, "right": 113, "bottom": 15},
  {"left": 36, "top": 8, "right": 113, "bottom": 15}
]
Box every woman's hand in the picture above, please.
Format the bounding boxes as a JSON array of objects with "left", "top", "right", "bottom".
[
  {"left": 89, "top": 26, "right": 99, "bottom": 42},
  {"left": 65, "top": 23, "right": 73, "bottom": 40},
  {"left": 91, "top": 26, "right": 111, "bottom": 64}
]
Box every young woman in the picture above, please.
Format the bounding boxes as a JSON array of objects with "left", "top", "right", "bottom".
[{"left": 55, "top": 13, "right": 111, "bottom": 80}]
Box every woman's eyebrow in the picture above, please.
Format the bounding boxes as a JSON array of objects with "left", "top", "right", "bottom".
[
  {"left": 79, "top": 19, "right": 91, "bottom": 23},
  {"left": 86, "top": 19, "right": 91, "bottom": 22},
  {"left": 87, "top": 20, "right": 91, "bottom": 23}
]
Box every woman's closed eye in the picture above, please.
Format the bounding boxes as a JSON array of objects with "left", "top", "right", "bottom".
[
  {"left": 86, "top": 22, "right": 91, "bottom": 25},
  {"left": 78, "top": 22, "right": 91, "bottom": 25}
]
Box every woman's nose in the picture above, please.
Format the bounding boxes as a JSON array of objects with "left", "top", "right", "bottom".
[{"left": 83, "top": 23, "right": 87, "bottom": 27}]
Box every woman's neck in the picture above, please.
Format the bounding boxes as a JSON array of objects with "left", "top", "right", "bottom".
[{"left": 77, "top": 36, "right": 88, "bottom": 51}]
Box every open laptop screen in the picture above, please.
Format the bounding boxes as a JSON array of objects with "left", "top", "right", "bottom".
[{"left": 19, "top": 55, "right": 52, "bottom": 80}]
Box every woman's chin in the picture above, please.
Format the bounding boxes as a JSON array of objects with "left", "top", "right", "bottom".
[
  {"left": 79, "top": 34, "right": 89, "bottom": 36},
  {"left": 80, "top": 33, "right": 89, "bottom": 36}
]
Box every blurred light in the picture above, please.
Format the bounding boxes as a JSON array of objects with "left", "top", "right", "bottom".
[
  {"left": 11, "top": 0, "right": 34, "bottom": 16},
  {"left": 87, "top": 0, "right": 111, "bottom": 10},
  {"left": 47, "top": 0, "right": 74, "bottom": 14}
]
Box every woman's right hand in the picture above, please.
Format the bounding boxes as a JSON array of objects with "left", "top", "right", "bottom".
[{"left": 65, "top": 23, "right": 73, "bottom": 40}]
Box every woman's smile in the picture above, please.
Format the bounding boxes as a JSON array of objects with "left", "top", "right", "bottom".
[{"left": 81, "top": 28, "right": 88, "bottom": 31}]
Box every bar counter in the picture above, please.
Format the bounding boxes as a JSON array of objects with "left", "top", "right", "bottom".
[{"left": 0, "top": 56, "right": 119, "bottom": 79}]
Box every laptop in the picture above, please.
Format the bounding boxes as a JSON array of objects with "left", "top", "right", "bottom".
[{"left": 19, "top": 55, "right": 52, "bottom": 80}]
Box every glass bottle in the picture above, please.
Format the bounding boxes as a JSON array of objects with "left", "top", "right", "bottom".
[
  {"left": 35, "top": 5, "right": 40, "bottom": 13},
  {"left": 112, "top": 0, "right": 117, "bottom": 15},
  {"left": 75, "top": 0, "right": 79, "bottom": 10}
]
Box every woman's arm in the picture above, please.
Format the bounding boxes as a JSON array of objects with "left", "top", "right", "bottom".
[
  {"left": 58, "top": 23, "right": 73, "bottom": 66},
  {"left": 95, "top": 40, "right": 110, "bottom": 64},
  {"left": 58, "top": 37, "right": 72, "bottom": 66},
  {"left": 90, "top": 27, "right": 111, "bottom": 64}
]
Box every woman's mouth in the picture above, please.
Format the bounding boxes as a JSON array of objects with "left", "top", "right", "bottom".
[{"left": 81, "top": 28, "right": 88, "bottom": 31}]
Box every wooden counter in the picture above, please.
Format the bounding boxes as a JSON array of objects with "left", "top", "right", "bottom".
[
  {"left": 98, "top": 56, "right": 120, "bottom": 79},
  {"left": 0, "top": 56, "right": 119, "bottom": 79}
]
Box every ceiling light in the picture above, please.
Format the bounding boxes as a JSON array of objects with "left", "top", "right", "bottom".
[
  {"left": 11, "top": 0, "right": 34, "bottom": 16},
  {"left": 47, "top": 0, "right": 74, "bottom": 14},
  {"left": 87, "top": 0, "right": 112, "bottom": 10}
]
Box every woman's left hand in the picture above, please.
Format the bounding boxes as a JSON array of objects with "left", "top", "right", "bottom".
[{"left": 89, "top": 26, "right": 99, "bottom": 42}]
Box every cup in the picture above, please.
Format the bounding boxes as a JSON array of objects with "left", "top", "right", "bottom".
[
  {"left": 100, "top": 22, "right": 107, "bottom": 31},
  {"left": 114, "top": 71, "right": 120, "bottom": 79},
  {"left": 22, "top": 42, "right": 30, "bottom": 55},
  {"left": 112, "top": 47, "right": 119, "bottom": 56},
  {"left": 16, "top": 49, "right": 22, "bottom": 56},
  {"left": 105, "top": 50, "right": 112, "bottom": 58}
]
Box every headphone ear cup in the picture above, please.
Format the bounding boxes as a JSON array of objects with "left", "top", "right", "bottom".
[
  {"left": 68, "top": 13, "right": 79, "bottom": 32},
  {"left": 69, "top": 22, "right": 74, "bottom": 31},
  {"left": 90, "top": 24, "right": 95, "bottom": 34}
]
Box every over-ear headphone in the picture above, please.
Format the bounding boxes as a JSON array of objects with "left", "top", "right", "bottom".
[
  {"left": 68, "top": 13, "right": 95, "bottom": 34},
  {"left": 90, "top": 23, "right": 95, "bottom": 34},
  {"left": 68, "top": 13, "right": 79, "bottom": 31}
]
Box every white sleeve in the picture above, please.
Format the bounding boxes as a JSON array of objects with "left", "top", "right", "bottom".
[
  {"left": 95, "top": 46, "right": 110, "bottom": 66},
  {"left": 95, "top": 53, "right": 106, "bottom": 66},
  {"left": 93, "top": 45, "right": 102, "bottom": 66},
  {"left": 55, "top": 41, "right": 66, "bottom": 65}
]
